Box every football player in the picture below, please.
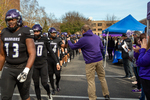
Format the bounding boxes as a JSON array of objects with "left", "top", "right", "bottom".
[
  {"left": 0, "top": 9, "right": 36, "bottom": 100},
  {"left": 61, "top": 32, "right": 68, "bottom": 67},
  {"left": 32, "top": 24, "right": 60, "bottom": 100},
  {"left": 47, "top": 27, "right": 65, "bottom": 95}
]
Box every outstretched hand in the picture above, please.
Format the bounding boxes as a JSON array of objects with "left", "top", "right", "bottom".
[
  {"left": 140, "top": 38, "right": 147, "bottom": 49},
  {"left": 67, "top": 37, "right": 70, "bottom": 41}
]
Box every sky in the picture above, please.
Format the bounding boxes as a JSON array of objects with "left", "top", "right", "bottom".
[{"left": 37, "top": 0, "right": 150, "bottom": 21}]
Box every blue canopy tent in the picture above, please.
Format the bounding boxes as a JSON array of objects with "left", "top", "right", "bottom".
[
  {"left": 102, "top": 14, "right": 146, "bottom": 34},
  {"left": 102, "top": 14, "right": 146, "bottom": 66}
]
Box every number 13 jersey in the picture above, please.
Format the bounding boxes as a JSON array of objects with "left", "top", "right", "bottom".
[{"left": 1, "top": 27, "right": 34, "bottom": 64}]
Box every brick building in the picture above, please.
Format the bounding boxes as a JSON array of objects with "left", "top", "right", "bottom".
[
  {"left": 91, "top": 18, "right": 147, "bottom": 36},
  {"left": 139, "top": 18, "right": 147, "bottom": 25},
  {"left": 91, "top": 20, "right": 119, "bottom": 36}
]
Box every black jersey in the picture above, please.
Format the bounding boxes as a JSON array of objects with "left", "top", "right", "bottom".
[
  {"left": 1, "top": 27, "right": 34, "bottom": 64},
  {"left": 61, "top": 37, "right": 67, "bottom": 45},
  {"left": 70, "top": 38, "right": 75, "bottom": 44},
  {"left": 34, "top": 36, "right": 59, "bottom": 65},
  {"left": 48, "top": 37, "right": 63, "bottom": 57},
  {"left": 34, "top": 36, "right": 49, "bottom": 65}
]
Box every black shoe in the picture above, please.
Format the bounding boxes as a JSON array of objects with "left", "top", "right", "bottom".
[
  {"left": 47, "top": 93, "right": 51, "bottom": 100},
  {"left": 51, "top": 89, "right": 55, "bottom": 95},
  {"left": 56, "top": 87, "right": 61, "bottom": 92},
  {"left": 104, "top": 95, "right": 110, "bottom": 100},
  {"left": 122, "top": 76, "right": 128, "bottom": 78}
]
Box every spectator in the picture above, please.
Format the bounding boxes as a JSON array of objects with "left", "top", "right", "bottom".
[
  {"left": 67, "top": 25, "right": 110, "bottom": 100},
  {"left": 118, "top": 33, "right": 133, "bottom": 79},
  {"left": 137, "top": 30, "right": 150, "bottom": 100},
  {"left": 107, "top": 36, "right": 115, "bottom": 60}
]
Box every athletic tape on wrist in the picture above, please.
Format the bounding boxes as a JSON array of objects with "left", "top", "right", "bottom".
[{"left": 23, "top": 67, "right": 30, "bottom": 74}]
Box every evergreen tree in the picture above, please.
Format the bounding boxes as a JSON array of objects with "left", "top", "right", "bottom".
[{"left": 42, "top": 20, "right": 49, "bottom": 33}]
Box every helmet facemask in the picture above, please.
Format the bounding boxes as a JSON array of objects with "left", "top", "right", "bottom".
[
  {"left": 34, "top": 31, "right": 42, "bottom": 40},
  {"left": 5, "top": 9, "right": 23, "bottom": 32},
  {"left": 6, "top": 18, "right": 19, "bottom": 32},
  {"left": 50, "top": 32, "right": 57, "bottom": 39},
  {"left": 32, "top": 24, "right": 43, "bottom": 40}
]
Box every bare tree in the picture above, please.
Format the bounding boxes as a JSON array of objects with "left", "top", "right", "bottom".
[
  {"left": 105, "top": 14, "right": 118, "bottom": 27},
  {"left": 20, "top": 0, "right": 47, "bottom": 27},
  {"left": 0, "top": 0, "right": 20, "bottom": 30},
  {"left": 46, "top": 13, "right": 61, "bottom": 31}
]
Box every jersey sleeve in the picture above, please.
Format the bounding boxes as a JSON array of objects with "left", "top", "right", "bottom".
[
  {"left": 58, "top": 38, "right": 64, "bottom": 47},
  {"left": 1, "top": 28, "right": 7, "bottom": 41},
  {"left": 24, "top": 27, "right": 34, "bottom": 39},
  {"left": 1, "top": 29, "right": 4, "bottom": 41},
  {"left": 45, "top": 38, "right": 59, "bottom": 63}
]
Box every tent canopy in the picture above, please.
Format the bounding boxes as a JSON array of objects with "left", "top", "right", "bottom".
[{"left": 102, "top": 14, "right": 146, "bottom": 34}]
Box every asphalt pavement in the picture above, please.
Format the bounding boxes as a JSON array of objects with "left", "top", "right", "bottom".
[{"left": 0, "top": 54, "right": 140, "bottom": 100}]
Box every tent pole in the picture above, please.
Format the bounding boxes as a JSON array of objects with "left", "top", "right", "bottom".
[
  {"left": 147, "top": 20, "right": 149, "bottom": 39},
  {"left": 104, "top": 31, "right": 109, "bottom": 68}
]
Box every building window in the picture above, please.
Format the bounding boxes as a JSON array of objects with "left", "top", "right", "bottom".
[
  {"left": 98, "top": 23, "right": 102, "bottom": 26},
  {"left": 98, "top": 28, "right": 102, "bottom": 31},
  {"left": 106, "top": 23, "right": 112, "bottom": 27},
  {"left": 92, "top": 23, "right": 96, "bottom": 27},
  {"left": 92, "top": 29, "right": 96, "bottom": 31}
]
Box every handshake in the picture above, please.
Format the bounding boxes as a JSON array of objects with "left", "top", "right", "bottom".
[
  {"left": 17, "top": 67, "right": 30, "bottom": 83},
  {"left": 67, "top": 37, "right": 70, "bottom": 41}
]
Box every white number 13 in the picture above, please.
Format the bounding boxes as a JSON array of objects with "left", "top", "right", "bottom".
[{"left": 4, "top": 43, "right": 19, "bottom": 58}]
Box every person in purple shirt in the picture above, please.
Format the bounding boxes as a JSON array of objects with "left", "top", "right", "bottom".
[
  {"left": 137, "top": 30, "right": 150, "bottom": 100},
  {"left": 67, "top": 25, "right": 110, "bottom": 100}
]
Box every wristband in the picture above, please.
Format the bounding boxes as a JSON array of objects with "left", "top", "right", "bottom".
[
  {"left": 23, "top": 67, "right": 30, "bottom": 74},
  {"left": 57, "top": 63, "right": 59, "bottom": 65}
]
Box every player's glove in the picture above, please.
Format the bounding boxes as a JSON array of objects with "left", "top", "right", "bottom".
[{"left": 17, "top": 67, "right": 30, "bottom": 83}]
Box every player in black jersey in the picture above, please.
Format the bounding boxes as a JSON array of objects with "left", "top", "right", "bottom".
[
  {"left": 61, "top": 32, "right": 68, "bottom": 67},
  {"left": 73, "top": 34, "right": 79, "bottom": 56},
  {"left": 32, "top": 24, "right": 60, "bottom": 100},
  {"left": 57, "top": 32, "right": 65, "bottom": 68},
  {"left": 69, "top": 35, "right": 75, "bottom": 61},
  {"left": 0, "top": 9, "right": 36, "bottom": 100},
  {"left": 47, "top": 27, "right": 65, "bottom": 95}
]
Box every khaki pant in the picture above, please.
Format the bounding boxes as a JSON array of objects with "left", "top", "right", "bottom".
[{"left": 85, "top": 60, "right": 109, "bottom": 100}]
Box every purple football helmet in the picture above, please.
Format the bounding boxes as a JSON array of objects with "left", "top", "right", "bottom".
[
  {"left": 57, "top": 32, "right": 60, "bottom": 35},
  {"left": 32, "top": 24, "right": 43, "bottom": 40},
  {"left": 48, "top": 27, "right": 57, "bottom": 38},
  {"left": 61, "top": 32, "right": 68, "bottom": 37},
  {"left": 5, "top": 9, "right": 22, "bottom": 27},
  {"left": 32, "top": 24, "right": 42, "bottom": 32}
]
